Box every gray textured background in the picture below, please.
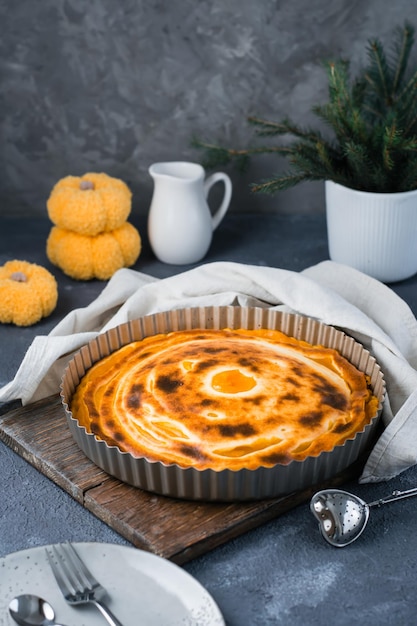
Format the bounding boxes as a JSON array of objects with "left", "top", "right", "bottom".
[{"left": 1, "top": 0, "right": 415, "bottom": 217}]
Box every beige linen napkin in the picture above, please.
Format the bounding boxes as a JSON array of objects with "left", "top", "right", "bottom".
[{"left": 1, "top": 260, "right": 416, "bottom": 483}]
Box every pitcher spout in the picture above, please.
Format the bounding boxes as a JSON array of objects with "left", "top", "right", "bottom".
[{"left": 149, "top": 161, "right": 205, "bottom": 182}]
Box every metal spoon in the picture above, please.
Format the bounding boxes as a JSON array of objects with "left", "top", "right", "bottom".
[
  {"left": 310, "top": 486, "right": 417, "bottom": 547},
  {"left": 8, "top": 594, "right": 68, "bottom": 626}
]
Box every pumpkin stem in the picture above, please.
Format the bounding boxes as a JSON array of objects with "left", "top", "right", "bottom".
[
  {"left": 10, "top": 271, "right": 27, "bottom": 282},
  {"left": 79, "top": 180, "right": 95, "bottom": 190}
]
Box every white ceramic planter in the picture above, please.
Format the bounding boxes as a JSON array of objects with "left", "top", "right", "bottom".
[{"left": 325, "top": 180, "right": 417, "bottom": 283}]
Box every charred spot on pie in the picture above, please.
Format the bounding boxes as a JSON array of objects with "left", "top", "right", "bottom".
[
  {"left": 312, "top": 374, "right": 348, "bottom": 410},
  {"left": 281, "top": 392, "right": 300, "bottom": 402},
  {"left": 333, "top": 421, "right": 352, "bottom": 434},
  {"left": 327, "top": 391, "right": 349, "bottom": 411},
  {"left": 127, "top": 393, "right": 141, "bottom": 409},
  {"left": 203, "top": 346, "right": 225, "bottom": 355},
  {"left": 179, "top": 444, "right": 208, "bottom": 461},
  {"left": 260, "top": 451, "right": 292, "bottom": 466},
  {"left": 155, "top": 375, "right": 184, "bottom": 393},
  {"left": 126, "top": 383, "right": 144, "bottom": 409},
  {"left": 250, "top": 395, "right": 266, "bottom": 405},
  {"left": 286, "top": 376, "right": 302, "bottom": 388},
  {"left": 299, "top": 411, "right": 324, "bottom": 427},
  {"left": 104, "top": 384, "right": 115, "bottom": 397},
  {"left": 291, "top": 364, "right": 304, "bottom": 377},
  {"left": 200, "top": 398, "right": 214, "bottom": 406},
  {"left": 105, "top": 419, "right": 115, "bottom": 429},
  {"left": 90, "top": 421, "right": 100, "bottom": 434},
  {"left": 196, "top": 359, "right": 218, "bottom": 371},
  {"left": 238, "top": 357, "right": 258, "bottom": 370},
  {"left": 114, "top": 431, "right": 126, "bottom": 443},
  {"left": 84, "top": 398, "right": 99, "bottom": 419},
  {"left": 218, "top": 423, "right": 257, "bottom": 438}
]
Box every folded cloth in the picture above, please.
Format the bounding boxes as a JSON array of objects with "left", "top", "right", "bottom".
[{"left": 1, "top": 260, "right": 417, "bottom": 483}]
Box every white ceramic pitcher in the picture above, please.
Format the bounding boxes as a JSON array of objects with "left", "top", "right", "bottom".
[{"left": 147, "top": 161, "right": 232, "bottom": 264}]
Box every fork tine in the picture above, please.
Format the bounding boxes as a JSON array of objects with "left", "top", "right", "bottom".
[
  {"left": 52, "top": 544, "right": 83, "bottom": 594},
  {"left": 46, "top": 546, "right": 75, "bottom": 596},
  {"left": 51, "top": 543, "right": 94, "bottom": 594},
  {"left": 64, "top": 542, "right": 99, "bottom": 590}
]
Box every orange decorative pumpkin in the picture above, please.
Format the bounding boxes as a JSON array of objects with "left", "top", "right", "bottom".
[
  {"left": 47, "top": 172, "right": 132, "bottom": 236},
  {"left": 0, "top": 260, "right": 58, "bottom": 326},
  {"left": 46, "top": 222, "right": 141, "bottom": 280}
]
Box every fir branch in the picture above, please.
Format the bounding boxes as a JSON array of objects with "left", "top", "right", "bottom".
[
  {"left": 351, "top": 76, "right": 368, "bottom": 108},
  {"left": 315, "top": 140, "right": 339, "bottom": 173},
  {"left": 366, "top": 38, "right": 392, "bottom": 103},
  {"left": 246, "top": 116, "right": 292, "bottom": 137},
  {"left": 382, "top": 121, "right": 400, "bottom": 170},
  {"left": 395, "top": 68, "right": 417, "bottom": 110},
  {"left": 398, "top": 136, "right": 417, "bottom": 150},
  {"left": 191, "top": 138, "right": 292, "bottom": 170},
  {"left": 371, "top": 165, "right": 391, "bottom": 191},
  {"left": 326, "top": 60, "right": 351, "bottom": 106},
  {"left": 312, "top": 103, "right": 348, "bottom": 140},
  {"left": 288, "top": 139, "right": 340, "bottom": 180},
  {"left": 396, "top": 69, "right": 417, "bottom": 131},
  {"left": 343, "top": 140, "right": 372, "bottom": 181},
  {"left": 251, "top": 172, "right": 308, "bottom": 194},
  {"left": 313, "top": 101, "right": 368, "bottom": 146},
  {"left": 391, "top": 22, "right": 415, "bottom": 92},
  {"left": 247, "top": 116, "right": 323, "bottom": 144}
]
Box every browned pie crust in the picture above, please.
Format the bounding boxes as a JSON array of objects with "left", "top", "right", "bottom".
[{"left": 70, "top": 328, "right": 379, "bottom": 471}]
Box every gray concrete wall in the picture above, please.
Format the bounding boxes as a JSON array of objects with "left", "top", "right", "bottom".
[{"left": 1, "top": 0, "right": 415, "bottom": 217}]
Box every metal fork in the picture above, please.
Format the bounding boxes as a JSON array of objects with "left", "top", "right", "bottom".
[{"left": 46, "top": 542, "right": 124, "bottom": 626}]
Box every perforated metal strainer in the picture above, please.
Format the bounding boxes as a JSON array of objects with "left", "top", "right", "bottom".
[{"left": 310, "top": 487, "right": 417, "bottom": 547}]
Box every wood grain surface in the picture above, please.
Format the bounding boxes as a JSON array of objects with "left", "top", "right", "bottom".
[{"left": 0, "top": 395, "right": 361, "bottom": 564}]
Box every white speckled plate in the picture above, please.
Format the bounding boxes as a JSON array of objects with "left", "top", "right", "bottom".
[{"left": 0, "top": 542, "right": 224, "bottom": 626}]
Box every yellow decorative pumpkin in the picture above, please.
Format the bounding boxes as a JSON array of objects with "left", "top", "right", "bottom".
[
  {"left": 47, "top": 172, "right": 132, "bottom": 236},
  {"left": 46, "top": 222, "right": 141, "bottom": 280},
  {"left": 0, "top": 260, "right": 58, "bottom": 326}
]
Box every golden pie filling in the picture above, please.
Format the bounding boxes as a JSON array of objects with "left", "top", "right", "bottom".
[{"left": 70, "top": 328, "right": 379, "bottom": 471}]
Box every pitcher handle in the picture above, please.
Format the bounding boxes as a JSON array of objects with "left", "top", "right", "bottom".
[{"left": 204, "top": 172, "right": 232, "bottom": 230}]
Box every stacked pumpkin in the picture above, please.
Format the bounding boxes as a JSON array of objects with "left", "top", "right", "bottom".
[{"left": 46, "top": 173, "right": 141, "bottom": 280}]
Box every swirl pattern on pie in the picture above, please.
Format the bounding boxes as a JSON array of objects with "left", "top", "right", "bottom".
[{"left": 70, "top": 328, "right": 379, "bottom": 471}]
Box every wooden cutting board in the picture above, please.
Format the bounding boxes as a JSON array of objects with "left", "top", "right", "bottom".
[{"left": 0, "top": 395, "right": 362, "bottom": 564}]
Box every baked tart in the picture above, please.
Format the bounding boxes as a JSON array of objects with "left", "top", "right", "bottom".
[{"left": 70, "top": 326, "right": 379, "bottom": 472}]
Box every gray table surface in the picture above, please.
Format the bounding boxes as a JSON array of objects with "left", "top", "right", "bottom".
[{"left": 1, "top": 213, "right": 417, "bottom": 626}]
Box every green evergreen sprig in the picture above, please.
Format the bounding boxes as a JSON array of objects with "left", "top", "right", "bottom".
[{"left": 193, "top": 22, "right": 417, "bottom": 194}]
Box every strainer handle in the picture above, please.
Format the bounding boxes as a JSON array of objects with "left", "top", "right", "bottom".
[{"left": 368, "top": 486, "right": 417, "bottom": 507}]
